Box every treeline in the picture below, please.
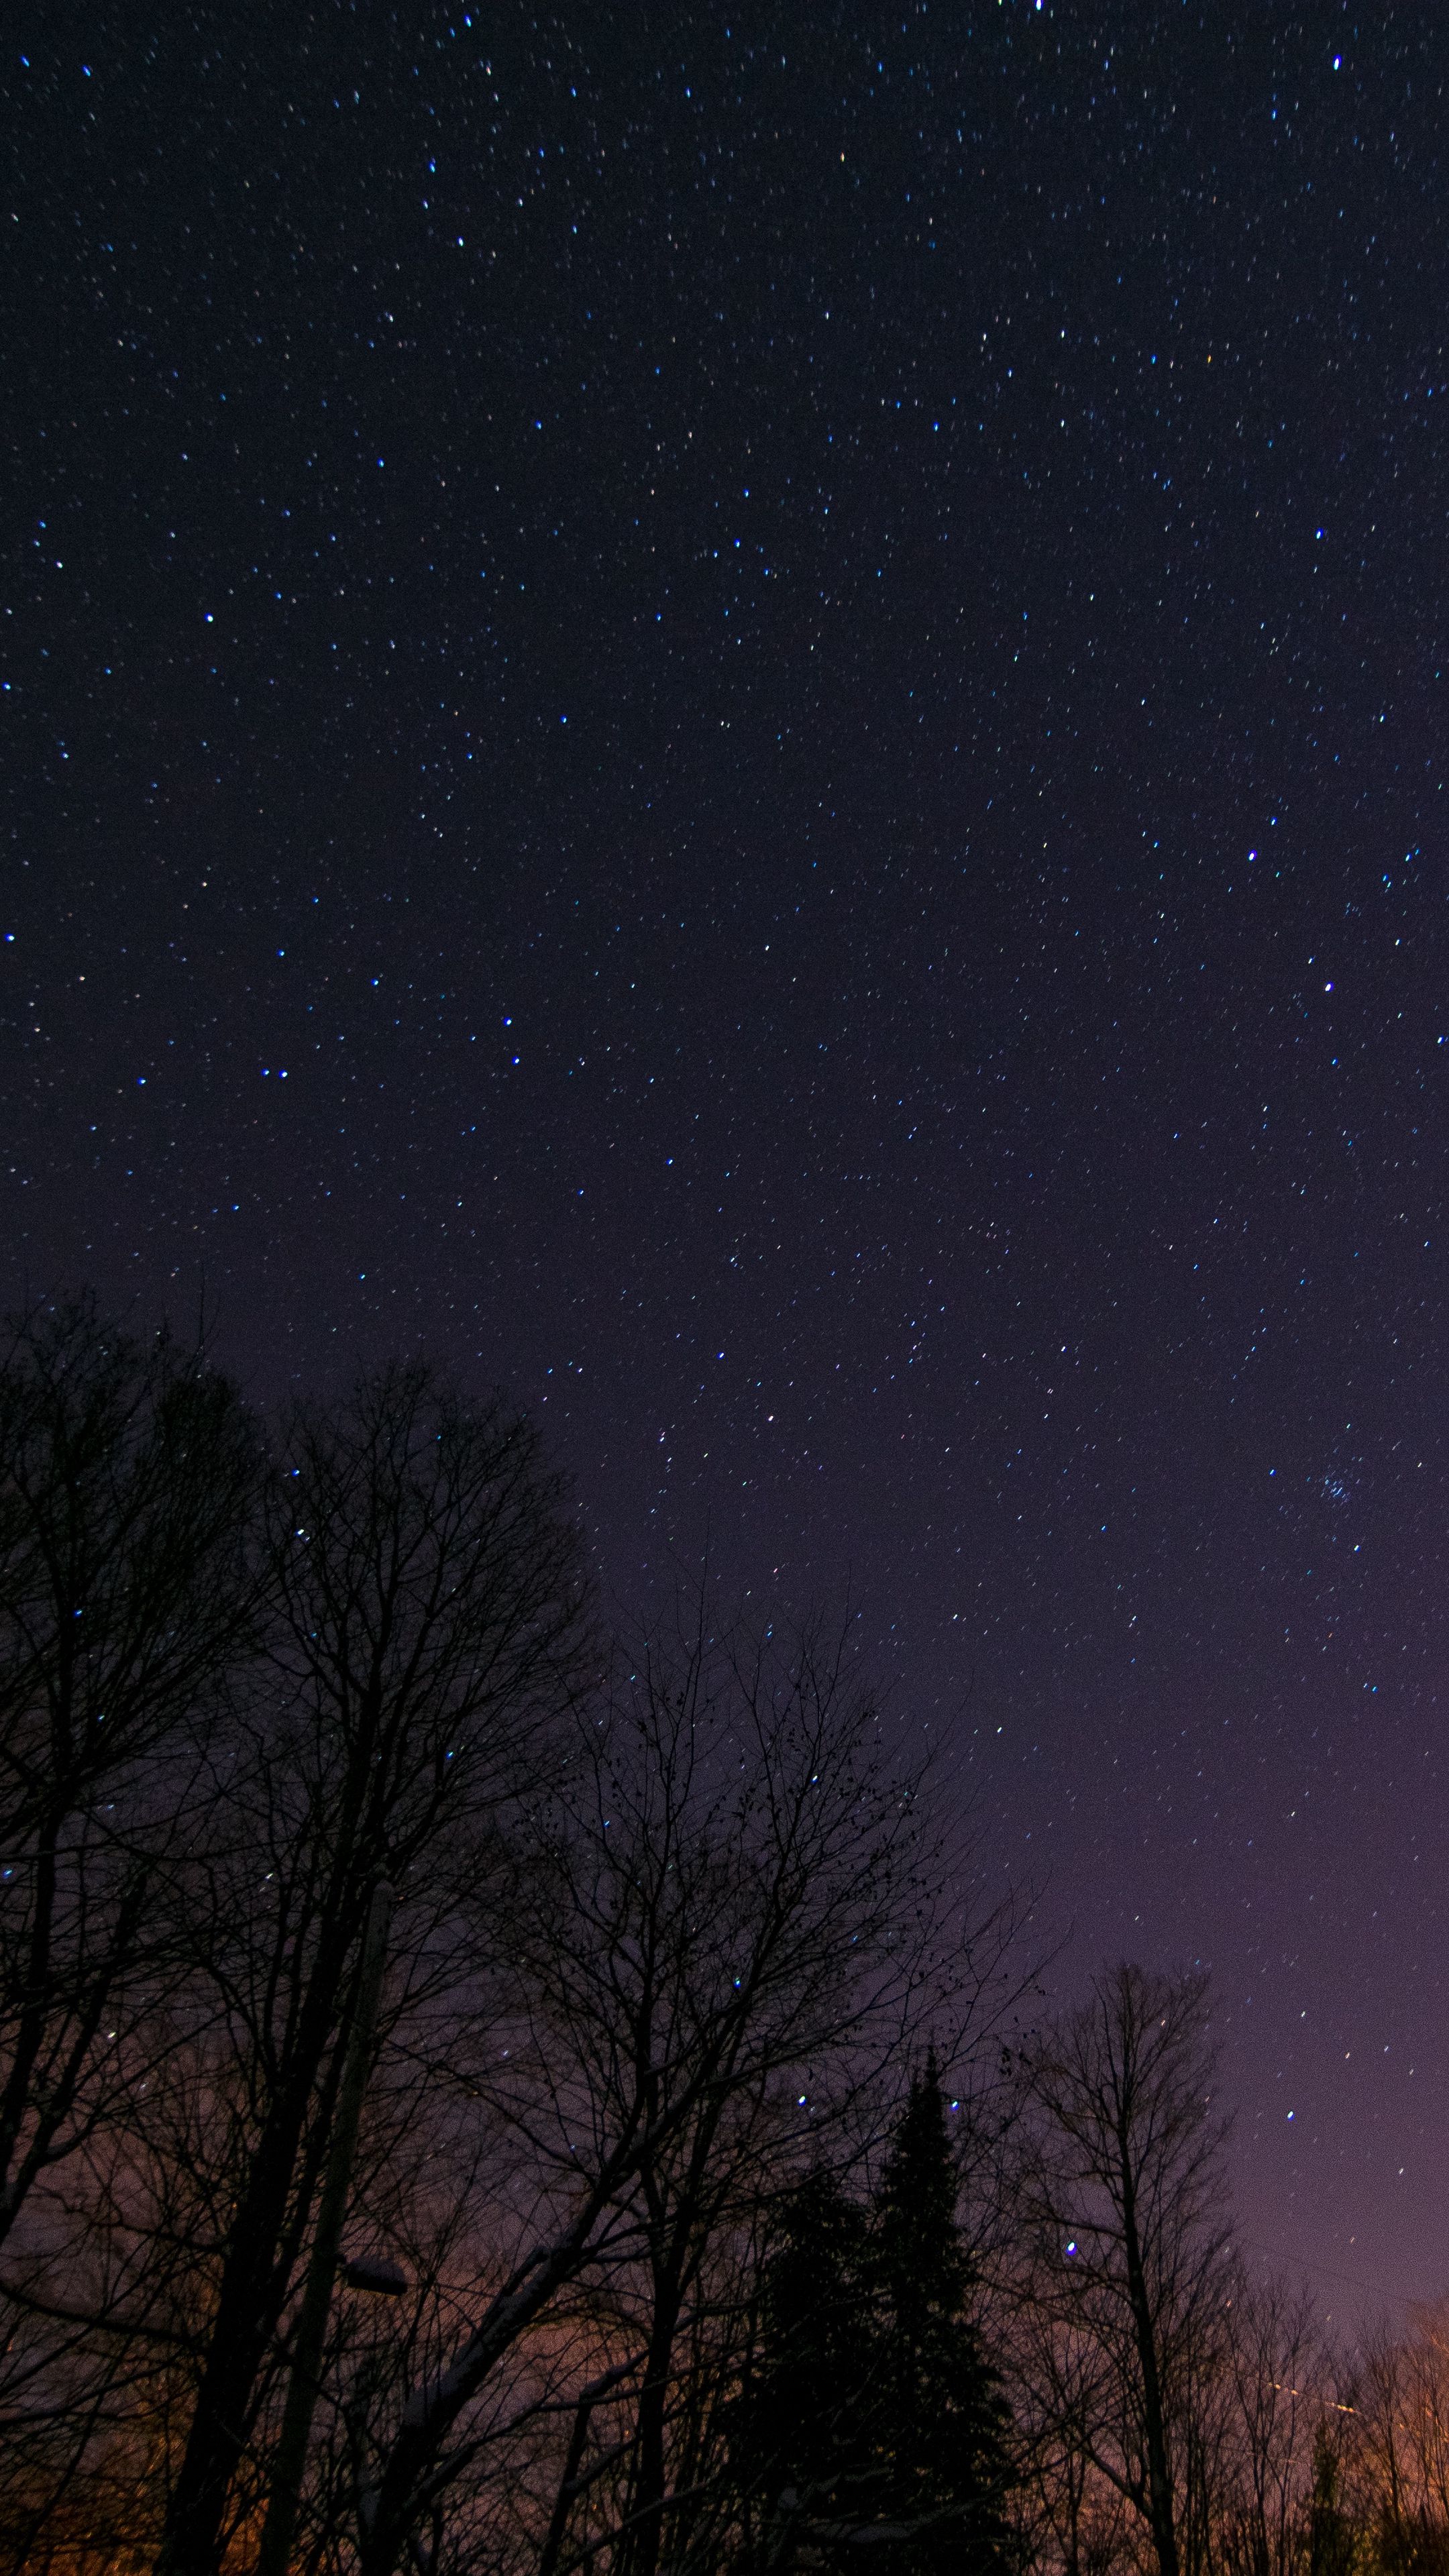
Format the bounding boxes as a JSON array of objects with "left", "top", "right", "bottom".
[{"left": 0, "top": 1302, "right": 1436, "bottom": 2576}]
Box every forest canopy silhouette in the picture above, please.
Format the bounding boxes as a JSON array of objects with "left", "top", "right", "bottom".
[{"left": 0, "top": 1299, "right": 1436, "bottom": 2576}]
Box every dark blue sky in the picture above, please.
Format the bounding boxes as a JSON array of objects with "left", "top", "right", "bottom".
[{"left": 7, "top": 3, "right": 1449, "bottom": 2321}]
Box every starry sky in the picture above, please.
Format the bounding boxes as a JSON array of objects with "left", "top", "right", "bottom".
[{"left": 7, "top": 5, "right": 1449, "bottom": 2322}]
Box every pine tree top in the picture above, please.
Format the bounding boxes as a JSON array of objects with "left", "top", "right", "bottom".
[{"left": 878, "top": 2050, "right": 969, "bottom": 2318}]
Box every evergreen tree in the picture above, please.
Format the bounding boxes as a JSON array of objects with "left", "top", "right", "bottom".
[
  {"left": 739, "top": 2063, "right": 1016, "bottom": 2576},
  {"left": 738, "top": 2165, "right": 875, "bottom": 2569},
  {"left": 868, "top": 2053, "right": 1016, "bottom": 2576}
]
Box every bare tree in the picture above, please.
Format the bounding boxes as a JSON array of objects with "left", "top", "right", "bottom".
[
  {"left": 1013, "top": 1964, "right": 1234, "bottom": 2576},
  {"left": 150, "top": 1362, "right": 591, "bottom": 2576},
  {"left": 0, "top": 1299, "right": 263, "bottom": 2575},
  {"left": 1344, "top": 2302, "right": 1449, "bottom": 2576},
  {"left": 345, "top": 1605, "right": 960, "bottom": 2576},
  {"left": 1010, "top": 2277, "right": 1129, "bottom": 2576},
  {"left": 1216, "top": 2273, "right": 1326, "bottom": 2576},
  {"left": 0, "top": 1298, "right": 259, "bottom": 2261}
]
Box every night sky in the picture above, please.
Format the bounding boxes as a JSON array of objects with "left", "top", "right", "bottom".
[{"left": 7, "top": 6, "right": 1449, "bottom": 2322}]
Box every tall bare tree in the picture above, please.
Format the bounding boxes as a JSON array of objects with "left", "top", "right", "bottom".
[
  {"left": 0, "top": 1297, "right": 259, "bottom": 2258},
  {"left": 1216, "top": 2272, "right": 1326, "bottom": 2576},
  {"left": 346, "top": 1606, "right": 957, "bottom": 2576},
  {"left": 152, "top": 1362, "right": 591, "bottom": 2576},
  {"left": 1343, "top": 2302, "right": 1449, "bottom": 2576},
  {"left": 0, "top": 1299, "right": 261, "bottom": 2571},
  {"left": 1014, "top": 1964, "right": 1234, "bottom": 2576}
]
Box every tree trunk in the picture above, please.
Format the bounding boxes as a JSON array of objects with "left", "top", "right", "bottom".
[
  {"left": 1119, "top": 2137, "right": 1179, "bottom": 2576},
  {"left": 155, "top": 1938, "right": 356, "bottom": 2576},
  {"left": 619, "top": 2282, "right": 682, "bottom": 2576}
]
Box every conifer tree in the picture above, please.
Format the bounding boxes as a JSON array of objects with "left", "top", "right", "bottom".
[
  {"left": 741, "top": 2061, "right": 1016, "bottom": 2576},
  {"left": 870, "top": 2052, "right": 1016, "bottom": 2576},
  {"left": 742, "top": 2165, "right": 875, "bottom": 2564}
]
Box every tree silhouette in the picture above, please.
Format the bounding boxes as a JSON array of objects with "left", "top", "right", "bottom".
[
  {"left": 1016, "top": 1966, "right": 1233, "bottom": 2576},
  {"left": 744, "top": 2056, "right": 1016, "bottom": 2576},
  {"left": 871, "top": 2053, "right": 1016, "bottom": 2576},
  {"left": 742, "top": 2164, "right": 875, "bottom": 2567}
]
